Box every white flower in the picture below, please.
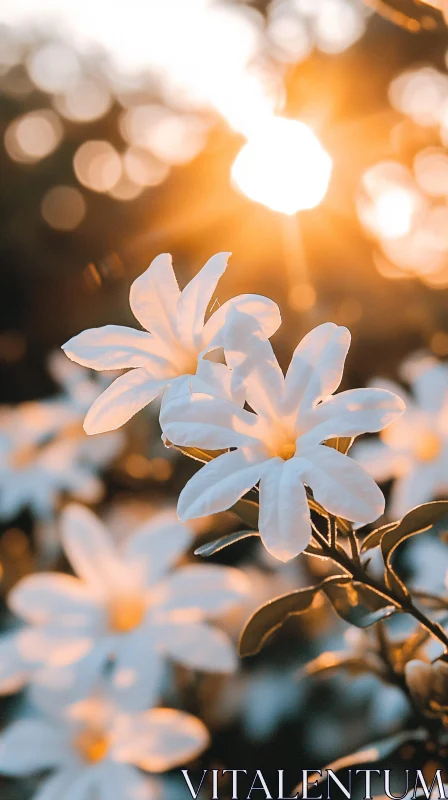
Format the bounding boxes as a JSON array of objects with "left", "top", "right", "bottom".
[
  {"left": 9, "top": 504, "right": 248, "bottom": 710},
  {"left": 161, "top": 313, "right": 405, "bottom": 562},
  {"left": 0, "top": 684, "right": 209, "bottom": 800},
  {"left": 0, "top": 357, "right": 124, "bottom": 523},
  {"left": 352, "top": 358, "right": 448, "bottom": 518},
  {"left": 62, "top": 252, "right": 281, "bottom": 434}
]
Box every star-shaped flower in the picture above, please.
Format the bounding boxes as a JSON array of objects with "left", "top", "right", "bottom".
[
  {"left": 62, "top": 252, "right": 281, "bottom": 434},
  {"left": 9, "top": 504, "right": 248, "bottom": 710},
  {"left": 0, "top": 355, "right": 124, "bottom": 524},
  {"left": 0, "top": 683, "right": 209, "bottom": 800},
  {"left": 352, "top": 356, "right": 448, "bottom": 518},
  {"left": 161, "top": 312, "right": 405, "bottom": 562}
]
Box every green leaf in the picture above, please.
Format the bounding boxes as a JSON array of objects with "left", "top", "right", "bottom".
[
  {"left": 239, "top": 575, "right": 350, "bottom": 657},
  {"left": 361, "top": 501, "right": 448, "bottom": 554},
  {"left": 361, "top": 521, "right": 399, "bottom": 553},
  {"left": 293, "top": 729, "right": 427, "bottom": 793},
  {"left": 322, "top": 580, "right": 396, "bottom": 627},
  {"left": 380, "top": 502, "right": 448, "bottom": 602},
  {"left": 194, "top": 530, "right": 259, "bottom": 557},
  {"left": 303, "top": 652, "right": 382, "bottom": 679}
]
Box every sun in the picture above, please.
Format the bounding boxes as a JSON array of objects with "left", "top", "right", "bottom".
[{"left": 231, "top": 117, "right": 333, "bottom": 215}]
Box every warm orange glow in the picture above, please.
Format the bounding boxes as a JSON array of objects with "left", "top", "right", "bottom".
[
  {"left": 374, "top": 188, "right": 416, "bottom": 239},
  {"left": 108, "top": 594, "right": 146, "bottom": 633},
  {"left": 74, "top": 729, "right": 109, "bottom": 764},
  {"left": 231, "top": 117, "right": 332, "bottom": 214},
  {"left": 414, "top": 431, "right": 442, "bottom": 462}
]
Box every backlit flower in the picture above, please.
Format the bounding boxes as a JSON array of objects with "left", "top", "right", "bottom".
[
  {"left": 9, "top": 504, "right": 248, "bottom": 710},
  {"left": 0, "top": 684, "right": 209, "bottom": 800},
  {"left": 62, "top": 252, "right": 281, "bottom": 434},
  {"left": 161, "top": 313, "right": 405, "bottom": 562},
  {"left": 352, "top": 357, "right": 448, "bottom": 518}
]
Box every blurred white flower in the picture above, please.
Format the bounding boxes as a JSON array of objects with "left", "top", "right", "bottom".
[
  {"left": 161, "top": 312, "right": 405, "bottom": 562},
  {"left": 0, "top": 683, "right": 209, "bottom": 800},
  {"left": 0, "top": 355, "right": 124, "bottom": 523},
  {"left": 352, "top": 357, "right": 448, "bottom": 518},
  {"left": 9, "top": 504, "right": 248, "bottom": 710},
  {"left": 62, "top": 251, "right": 281, "bottom": 434}
]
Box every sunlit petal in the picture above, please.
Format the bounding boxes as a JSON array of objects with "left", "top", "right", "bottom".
[
  {"left": 129, "top": 253, "right": 180, "bottom": 338},
  {"left": 176, "top": 252, "right": 230, "bottom": 349},
  {"left": 258, "top": 458, "right": 311, "bottom": 561},
  {"left": 84, "top": 369, "right": 166, "bottom": 434}
]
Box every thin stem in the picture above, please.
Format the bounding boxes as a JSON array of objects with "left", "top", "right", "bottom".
[{"left": 311, "top": 521, "right": 448, "bottom": 652}]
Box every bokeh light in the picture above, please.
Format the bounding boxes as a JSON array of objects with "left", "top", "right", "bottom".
[
  {"left": 41, "top": 185, "right": 87, "bottom": 231},
  {"left": 26, "top": 42, "right": 81, "bottom": 93},
  {"left": 73, "top": 140, "right": 122, "bottom": 192},
  {"left": 53, "top": 78, "right": 112, "bottom": 123},
  {"left": 4, "top": 109, "right": 63, "bottom": 163},
  {"left": 231, "top": 117, "right": 332, "bottom": 214}
]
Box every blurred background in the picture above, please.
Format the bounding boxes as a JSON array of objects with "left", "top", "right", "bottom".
[{"left": 1, "top": 0, "right": 448, "bottom": 796}]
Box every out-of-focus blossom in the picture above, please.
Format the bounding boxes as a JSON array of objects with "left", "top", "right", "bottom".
[
  {"left": 9, "top": 504, "right": 248, "bottom": 710},
  {"left": 353, "top": 357, "right": 448, "bottom": 518},
  {"left": 0, "top": 354, "right": 123, "bottom": 524},
  {"left": 0, "top": 684, "right": 209, "bottom": 800},
  {"left": 63, "top": 252, "right": 281, "bottom": 434},
  {"left": 161, "top": 312, "right": 405, "bottom": 562}
]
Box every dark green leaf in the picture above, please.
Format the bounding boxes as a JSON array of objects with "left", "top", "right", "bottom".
[
  {"left": 360, "top": 521, "right": 399, "bottom": 553},
  {"left": 303, "top": 652, "right": 382, "bottom": 679},
  {"left": 194, "top": 530, "right": 259, "bottom": 557},
  {"left": 322, "top": 580, "right": 396, "bottom": 627},
  {"left": 361, "top": 501, "right": 448, "bottom": 554},
  {"left": 239, "top": 575, "right": 349, "bottom": 657},
  {"left": 381, "top": 502, "right": 448, "bottom": 601}
]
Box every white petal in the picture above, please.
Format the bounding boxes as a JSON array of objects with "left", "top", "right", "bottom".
[
  {"left": 34, "top": 769, "right": 82, "bottom": 800},
  {"left": 201, "top": 294, "right": 282, "bottom": 350},
  {"left": 297, "top": 445, "right": 385, "bottom": 523},
  {"left": 390, "top": 464, "right": 439, "bottom": 519},
  {"left": 413, "top": 364, "right": 448, "bottom": 413},
  {"left": 111, "top": 634, "right": 164, "bottom": 712},
  {"left": 84, "top": 369, "right": 166, "bottom": 434},
  {"left": 0, "top": 634, "right": 30, "bottom": 694},
  {"left": 161, "top": 391, "right": 263, "bottom": 450},
  {"left": 124, "top": 510, "right": 192, "bottom": 585},
  {"left": 285, "top": 323, "right": 351, "bottom": 416},
  {"left": 194, "top": 359, "right": 239, "bottom": 402},
  {"left": 0, "top": 720, "right": 72, "bottom": 775},
  {"left": 351, "top": 439, "right": 403, "bottom": 482},
  {"left": 31, "top": 641, "right": 110, "bottom": 710},
  {"left": 115, "top": 708, "right": 209, "bottom": 772},
  {"left": 177, "top": 449, "right": 266, "bottom": 521},
  {"left": 61, "top": 504, "right": 124, "bottom": 595},
  {"left": 97, "top": 762, "right": 155, "bottom": 800},
  {"left": 16, "top": 627, "right": 94, "bottom": 668},
  {"left": 159, "top": 622, "right": 237, "bottom": 673},
  {"left": 224, "top": 309, "right": 284, "bottom": 420},
  {"left": 62, "top": 326, "right": 161, "bottom": 371},
  {"left": 300, "top": 388, "right": 406, "bottom": 447},
  {"left": 9, "top": 573, "right": 96, "bottom": 625},
  {"left": 129, "top": 253, "right": 180, "bottom": 338},
  {"left": 155, "top": 563, "right": 249, "bottom": 616},
  {"left": 176, "top": 252, "right": 229, "bottom": 349},
  {"left": 258, "top": 459, "right": 311, "bottom": 562}
]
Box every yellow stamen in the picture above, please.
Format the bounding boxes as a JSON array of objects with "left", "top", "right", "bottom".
[
  {"left": 75, "top": 730, "right": 109, "bottom": 764},
  {"left": 414, "top": 432, "right": 442, "bottom": 463},
  {"left": 108, "top": 595, "right": 146, "bottom": 633},
  {"left": 277, "top": 443, "right": 296, "bottom": 461}
]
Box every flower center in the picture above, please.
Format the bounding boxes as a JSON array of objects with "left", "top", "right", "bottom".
[
  {"left": 414, "top": 431, "right": 442, "bottom": 462},
  {"left": 277, "top": 442, "right": 296, "bottom": 461},
  {"left": 75, "top": 729, "right": 109, "bottom": 764},
  {"left": 108, "top": 594, "right": 146, "bottom": 633}
]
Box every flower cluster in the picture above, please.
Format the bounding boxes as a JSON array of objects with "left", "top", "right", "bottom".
[{"left": 64, "top": 251, "right": 405, "bottom": 561}]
